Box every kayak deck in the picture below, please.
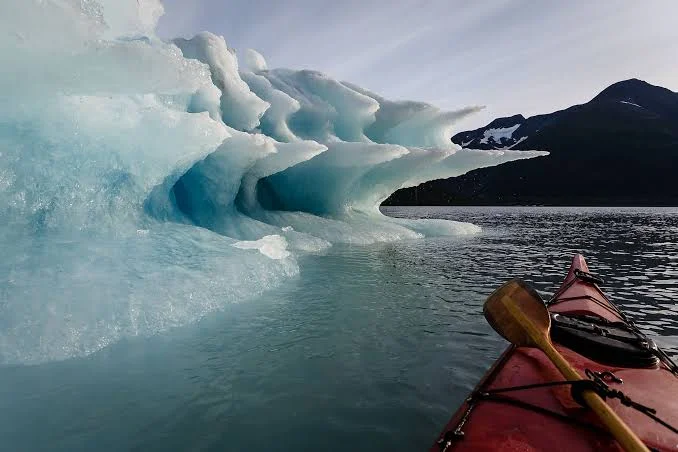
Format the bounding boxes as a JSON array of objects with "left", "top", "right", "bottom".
[{"left": 431, "top": 254, "right": 678, "bottom": 451}]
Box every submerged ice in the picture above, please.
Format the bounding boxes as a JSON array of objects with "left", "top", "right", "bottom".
[{"left": 0, "top": 0, "right": 547, "bottom": 364}]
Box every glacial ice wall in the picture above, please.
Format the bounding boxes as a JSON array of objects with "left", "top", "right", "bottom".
[{"left": 0, "top": 0, "right": 547, "bottom": 364}]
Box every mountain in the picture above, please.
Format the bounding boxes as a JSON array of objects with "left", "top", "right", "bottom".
[{"left": 383, "top": 79, "right": 678, "bottom": 206}]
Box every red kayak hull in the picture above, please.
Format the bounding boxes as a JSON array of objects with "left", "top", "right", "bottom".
[{"left": 431, "top": 254, "right": 678, "bottom": 451}]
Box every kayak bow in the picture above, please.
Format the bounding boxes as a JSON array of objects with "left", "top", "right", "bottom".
[{"left": 431, "top": 254, "right": 678, "bottom": 452}]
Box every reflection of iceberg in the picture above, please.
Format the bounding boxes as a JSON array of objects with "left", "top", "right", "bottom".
[{"left": 0, "top": 0, "right": 547, "bottom": 365}]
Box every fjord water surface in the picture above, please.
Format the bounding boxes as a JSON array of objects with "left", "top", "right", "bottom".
[{"left": 1, "top": 206, "right": 677, "bottom": 452}]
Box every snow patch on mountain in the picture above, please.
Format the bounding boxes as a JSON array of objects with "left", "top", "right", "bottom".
[
  {"left": 620, "top": 101, "right": 642, "bottom": 108},
  {"left": 479, "top": 124, "right": 521, "bottom": 144},
  {"left": 506, "top": 136, "right": 528, "bottom": 149}
]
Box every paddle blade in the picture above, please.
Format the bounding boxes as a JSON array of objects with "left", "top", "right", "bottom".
[{"left": 483, "top": 279, "right": 551, "bottom": 348}]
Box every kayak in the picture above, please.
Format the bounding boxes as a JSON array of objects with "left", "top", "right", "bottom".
[{"left": 431, "top": 254, "right": 678, "bottom": 451}]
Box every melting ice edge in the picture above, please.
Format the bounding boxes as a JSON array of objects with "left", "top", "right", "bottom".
[{"left": 0, "top": 0, "right": 547, "bottom": 364}]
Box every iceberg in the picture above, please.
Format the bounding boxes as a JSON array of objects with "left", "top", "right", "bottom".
[{"left": 0, "top": 0, "right": 547, "bottom": 364}]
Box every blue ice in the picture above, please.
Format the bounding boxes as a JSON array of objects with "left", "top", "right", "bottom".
[{"left": 0, "top": 0, "right": 547, "bottom": 364}]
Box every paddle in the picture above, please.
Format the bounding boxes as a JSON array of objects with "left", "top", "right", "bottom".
[{"left": 483, "top": 279, "right": 649, "bottom": 452}]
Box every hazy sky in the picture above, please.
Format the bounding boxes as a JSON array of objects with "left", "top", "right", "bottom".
[{"left": 157, "top": 0, "right": 678, "bottom": 130}]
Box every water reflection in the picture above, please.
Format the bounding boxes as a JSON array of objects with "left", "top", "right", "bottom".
[
  {"left": 383, "top": 206, "right": 678, "bottom": 353},
  {"left": 0, "top": 207, "right": 675, "bottom": 452}
]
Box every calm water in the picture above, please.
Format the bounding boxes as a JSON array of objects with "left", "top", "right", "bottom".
[{"left": 1, "top": 206, "right": 677, "bottom": 451}]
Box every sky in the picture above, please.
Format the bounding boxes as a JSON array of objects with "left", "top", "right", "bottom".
[{"left": 157, "top": 0, "right": 678, "bottom": 130}]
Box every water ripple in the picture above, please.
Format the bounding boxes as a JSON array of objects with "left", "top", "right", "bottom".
[{"left": 1, "top": 207, "right": 676, "bottom": 452}]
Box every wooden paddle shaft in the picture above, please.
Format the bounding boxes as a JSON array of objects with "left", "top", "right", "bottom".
[
  {"left": 497, "top": 292, "right": 650, "bottom": 452},
  {"left": 541, "top": 339, "right": 650, "bottom": 452}
]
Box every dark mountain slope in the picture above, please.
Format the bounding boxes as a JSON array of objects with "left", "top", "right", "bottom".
[{"left": 384, "top": 79, "right": 678, "bottom": 206}]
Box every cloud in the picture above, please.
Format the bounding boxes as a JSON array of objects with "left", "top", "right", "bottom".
[{"left": 158, "top": 0, "right": 678, "bottom": 130}]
